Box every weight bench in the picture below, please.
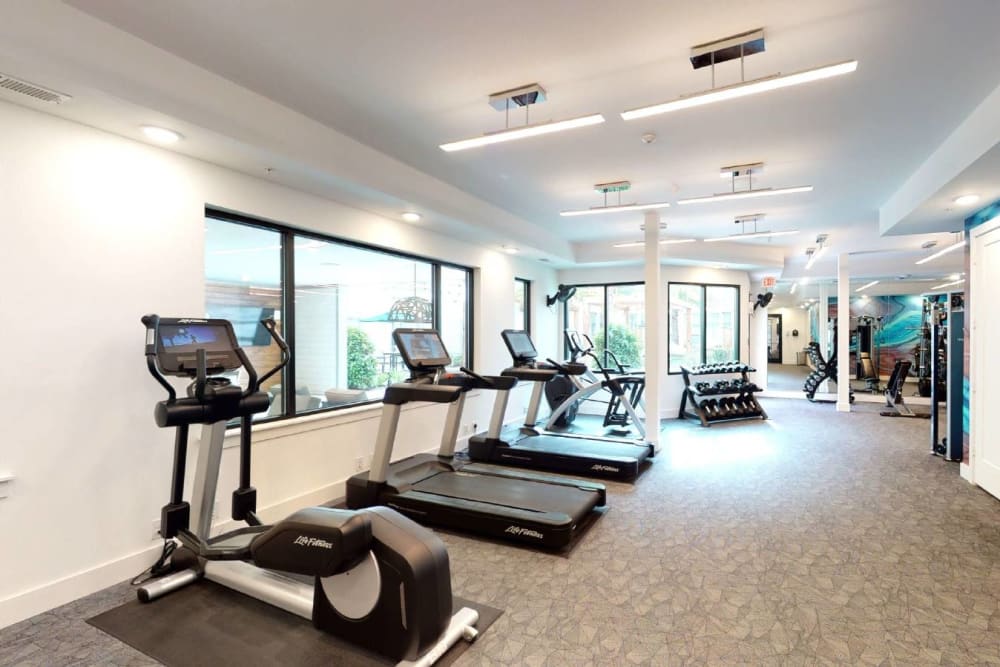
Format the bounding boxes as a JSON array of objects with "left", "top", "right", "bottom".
[{"left": 879, "top": 360, "right": 927, "bottom": 418}]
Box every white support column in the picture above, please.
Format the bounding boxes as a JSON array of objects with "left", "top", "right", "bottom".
[
  {"left": 749, "top": 294, "right": 769, "bottom": 390},
  {"left": 643, "top": 211, "right": 663, "bottom": 453},
  {"left": 818, "top": 282, "right": 830, "bottom": 394},
  {"left": 836, "top": 254, "right": 852, "bottom": 411}
]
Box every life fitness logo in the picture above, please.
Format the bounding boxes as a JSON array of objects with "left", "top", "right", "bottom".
[
  {"left": 591, "top": 464, "right": 619, "bottom": 473},
  {"left": 293, "top": 535, "right": 334, "bottom": 549},
  {"left": 505, "top": 525, "right": 544, "bottom": 540}
]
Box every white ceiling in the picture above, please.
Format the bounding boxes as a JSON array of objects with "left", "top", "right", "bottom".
[{"left": 7, "top": 0, "right": 1000, "bottom": 276}]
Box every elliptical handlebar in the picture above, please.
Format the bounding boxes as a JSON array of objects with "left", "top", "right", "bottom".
[
  {"left": 254, "top": 317, "right": 290, "bottom": 391},
  {"left": 142, "top": 314, "right": 177, "bottom": 402}
]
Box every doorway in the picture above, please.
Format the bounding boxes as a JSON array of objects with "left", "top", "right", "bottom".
[
  {"left": 767, "top": 314, "right": 782, "bottom": 363},
  {"left": 972, "top": 218, "right": 1000, "bottom": 498}
]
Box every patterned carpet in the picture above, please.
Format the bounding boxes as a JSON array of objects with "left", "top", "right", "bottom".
[{"left": 4, "top": 397, "right": 1000, "bottom": 665}]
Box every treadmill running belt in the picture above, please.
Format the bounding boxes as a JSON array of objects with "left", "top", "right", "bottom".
[
  {"left": 515, "top": 434, "right": 648, "bottom": 462},
  {"left": 413, "top": 471, "right": 593, "bottom": 518}
]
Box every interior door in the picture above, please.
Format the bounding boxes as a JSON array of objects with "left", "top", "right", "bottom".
[
  {"left": 767, "top": 314, "right": 782, "bottom": 363},
  {"left": 973, "top": 223, "right": 1000, "bottom": 498}
]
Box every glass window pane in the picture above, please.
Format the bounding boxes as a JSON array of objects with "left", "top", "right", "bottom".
[
  {"left": 669, "top": 284, "right": 704, "bottom": 372},
  {"left": 440, "top": 267, "right": 469, "bottom": 368},
  {"left": 514, "top": 279, "right": 528, "bottom": 331},
  {"left": 294, "top": 238, "right": 432, "bottom": 411},
  {"left": 564, "top": 286, "right": 604, "bottom": 365},
  {"left": 706, "top": 285, "right": 740, "bottom": 363},
  {"left": 605, "top": 284, "right": 645, "bottom": 370},
  {"left": 204, "top": 217, "right": 285, "bottom": 418}
]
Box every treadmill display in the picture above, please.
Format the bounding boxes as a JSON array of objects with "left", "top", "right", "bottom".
[
  {"left": 395, "top": 330, "right": 452, "bottom": 369},
  {"left": 502, "top": 329, "right": 537, "bottom": 362}
]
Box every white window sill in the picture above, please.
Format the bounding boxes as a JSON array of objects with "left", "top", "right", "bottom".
[{"left": 223, "top": 390, "right": 483, "bottom": 446}]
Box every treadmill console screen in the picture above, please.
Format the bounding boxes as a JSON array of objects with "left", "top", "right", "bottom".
[
  {"left": 501, "top": 329, "right": 538, "bottom": 362},
  {"left": 156, "top": 318, "right": 242, "bottom": 376},
  {"left": 393, "top": 329, "right": 452, "bottom": 369}
]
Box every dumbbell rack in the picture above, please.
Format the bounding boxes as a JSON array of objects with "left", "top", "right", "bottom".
[{"left": 678, "top": 363, "right": 767, "bottom": 427}]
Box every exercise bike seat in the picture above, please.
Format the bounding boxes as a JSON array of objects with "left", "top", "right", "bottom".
[{"left": 251, "top": 507, "right": 373, "bottom": 578}]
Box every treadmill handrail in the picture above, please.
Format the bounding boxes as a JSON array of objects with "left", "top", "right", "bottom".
[{"left": 384, "top": 382, "right": 462, "bottom": 405}]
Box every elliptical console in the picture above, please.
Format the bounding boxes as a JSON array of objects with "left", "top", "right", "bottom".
[{"left": 139, "top": 315, "right": 478, "bottom": 665}]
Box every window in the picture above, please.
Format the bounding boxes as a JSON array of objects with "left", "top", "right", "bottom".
[
  {"left": 205, "top": 210, "right": 473, "bottom": 420},
  {"left": 204, "top": 218, "right": 285, "bottom": 418},
  {"left": 668, "top": 282, "right": 740, "bottom": 372},
  {"left": 564, "top": 283, "right": 645, "bottom": 370},
  {"left": 514, "top": 278, "right": 530, "bottom": 332}
]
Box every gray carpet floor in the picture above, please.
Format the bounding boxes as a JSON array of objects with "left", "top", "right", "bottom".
[{"left": 4, "top": 397, "right": 1000, "bottom": 665}]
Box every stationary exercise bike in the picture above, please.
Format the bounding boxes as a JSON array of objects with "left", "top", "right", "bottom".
[{"left": 137, "top": 315, "right": 477, "bottom": 666}]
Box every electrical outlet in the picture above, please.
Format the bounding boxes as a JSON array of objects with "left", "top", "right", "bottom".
[
  {"left": 152, "top": 519, "right": 161, "bottom": 541},
  {"left": 354, "top": 456, "right": 366, "bottom": 472},
  {"left": 212, "top": 500, "right": 220, "bottom": 521}
]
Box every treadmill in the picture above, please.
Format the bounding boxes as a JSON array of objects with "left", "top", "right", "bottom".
[
  {"left": 346, "top": 328, "right": 606, "bottom": 549},
  {"left": 467, "top": 330, "right": 654, "bottom": 482}
]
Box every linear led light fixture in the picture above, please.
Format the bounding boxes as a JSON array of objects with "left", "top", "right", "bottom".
[
  {"left": 612, "top": 238, "right": 697, "bottom": 248},
  {"left": 790, "top": 282, "right": 798, "bottom": 294},
  {"left": 855, "top": 280, "right": 879, "bottom": 292},
  {"left": 805, "top": 234, "right": 829, "bottom": 270},
  {"left": 915, "top": 237, "right": 965, "bottom": 265},
  {"left": 440, "top": 83, "right": 604, "bottom": 152},
  {"left": 930, "top": 278, "right": 965, "bottom": 291},
  {"left": 621, "top": 60, "right": 858, "bottom": 120},
  {"left": 705, "top": 229, "right": 800, "bottom": 242},
  {"left": 562, "top": 201, "right": 671, "bottom": 216},
  {"left": 561, "top": 180, "right": 670, "bottom": 217},
  {"left": 678, "top": 185, "right": 812, "bottom": 205}
]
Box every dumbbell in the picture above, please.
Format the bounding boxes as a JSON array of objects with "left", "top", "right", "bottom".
[
  {"left": 719, "top": 397, "right": 733, "bottom": 417},
  {"left": 695, "top": 381, "right": 710, "bottom": 393},
  {"left": 702, "top": 400, "right": 717, "bottom": 418}
]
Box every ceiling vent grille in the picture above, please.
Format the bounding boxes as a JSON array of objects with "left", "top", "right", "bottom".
[{"left": 0, "top": 74, "right": 71, "bottom": 104}]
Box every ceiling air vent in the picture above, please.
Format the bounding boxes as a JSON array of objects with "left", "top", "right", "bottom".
[{"left": 0, "top": 73, "right": 71, "bottom": 104}]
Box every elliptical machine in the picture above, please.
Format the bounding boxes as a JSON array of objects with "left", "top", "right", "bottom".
[{"left": 138, "top": 315, "right": 477, "bottom": 665}]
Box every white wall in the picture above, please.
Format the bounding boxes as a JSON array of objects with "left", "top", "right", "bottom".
[
  {"left": 557, "top": 265, "right": 753, "bottom": 418},
  {"left": 0, "top": 100, "right": 558, "bottom": 627},
  {"left": 770, "top": 307, "right": 809, "bottom": 365}
]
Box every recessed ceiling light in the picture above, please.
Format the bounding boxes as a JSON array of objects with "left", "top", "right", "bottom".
[
  {"left": 401, "top": 212, "right": 422, "bottom": 223},
  {"left": 141, "top": 125, "right": 182, "bottom": 144},
  {"left": 953, "top": 194, "right": 980, "bottom": 206}
]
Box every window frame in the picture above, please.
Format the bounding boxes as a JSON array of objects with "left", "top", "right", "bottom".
[
  {"left": 667, "top": 281, "right": 742, "bottom": 374},
  {"left": 514, "top": 277, "right": 531, "bottom": 334},
  {"left": 206, "top": 207, "right": 474, "bottom": 422},
  {"left": 561, "top": 281, "right": 644, "bottom": 361}
]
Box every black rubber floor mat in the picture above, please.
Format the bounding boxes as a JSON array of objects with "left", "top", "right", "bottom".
[{"left": 88, "top": 579, "right": 502, "bottom": 667}]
